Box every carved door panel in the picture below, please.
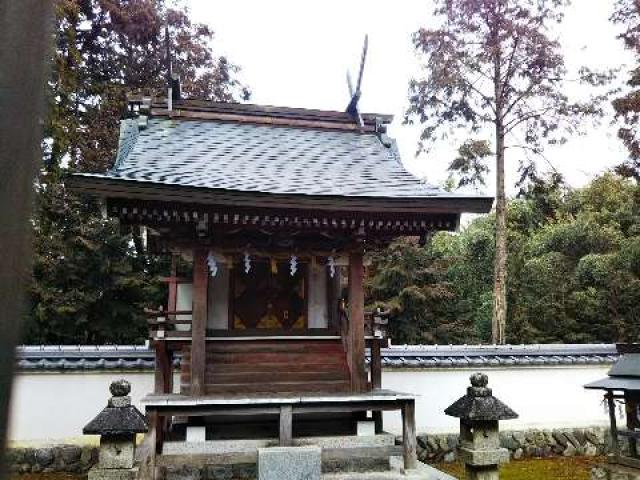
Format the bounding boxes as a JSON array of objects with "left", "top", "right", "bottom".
[{"left": 231, "top": 260, "right": 307, "bottom": 330}]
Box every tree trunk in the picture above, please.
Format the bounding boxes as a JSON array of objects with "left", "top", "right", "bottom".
[
  {"left": 492, "top": 10, "right": 507, "bottom": 345},
  {"left": 492, "top": 122, "right": 507, "bottom": 345}
]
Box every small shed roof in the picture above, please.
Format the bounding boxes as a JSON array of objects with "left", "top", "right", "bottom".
[{"left": 584, "top": 349, "right": 640, "bottom": 392}]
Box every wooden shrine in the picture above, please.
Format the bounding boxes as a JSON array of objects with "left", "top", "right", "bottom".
[{"left": 70, "top": 97, "right": 491, "bottom": 474}]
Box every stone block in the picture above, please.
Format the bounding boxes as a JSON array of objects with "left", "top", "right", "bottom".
[
  {"left": 231, "top": 463, "right": 257, "bottom": 480},
  {"left": 186, "top": 426, "right": 207, "bottom": 443},
  {"left": 99, "top": 438, "right": 135, "bottom": 469},
  {"left": 426, "top": 436, "right": 440, "bottom": 453},
  {"left": 565, "top": 431, "right": 581, "bottom": 449},
  {"left": 447, "top": 434, "right": 459, "bottom": 450},
  {"left": 356, "top": 421, "right": 375, "bottom": 436},
  {"left": 322, "top": 457, "right": 389, "bottom": 473},
  {"left": 58, "top": 445, "right": 82, "bottom": 464},
  {"left": 553, "top": 431, "right": 569, "bottom": 448},
  {"left": 584, "top": 444, "right": 598, "bottom": 457},
  {"left": 88, "top": 467, "right": 137, "bottom": 480},
  {"left": 35, "top": 448, "right": 54, "bottom": 467},
  {"left": 586, "top": 430, "right": 601, "bottom": 446},
  {"left": 203, "top": 465, "right": 232, "bottom": 480},
  {"left": 499, "top": 433, "right": 518, "bottom": 451},
  {"left": 575, "top": 429, "right": 587, "bottom": 446},
  {"left": 165, "top": 465, "right": 201, "bottom": 480},
  {"left": 562, "top": 444, "right": 577, "bottom": 457},
  {"left": 512, "top": 431, "right": 526, "bottom": 447},
  {"left": 459, "top": 447, "right": 510, "bottom": 466},
  {"left": 81, "top": 447, "right": 99, "bottom": 469},
  {"left": 258, "top": 446, "right": 321, "bottom": 480}
]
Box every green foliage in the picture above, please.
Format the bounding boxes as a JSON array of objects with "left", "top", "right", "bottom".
[
  {"left": 369, "top": 173, "right": 640, "bottom": 344},
  {"left": 27, "top": 0, "right": 248, "bottom": 344},
  {"left": 447, "top": 140, "right": 492, "bottom": 189},
  {"left": 27, "top": 182, "right": 167, "bottom": 344},
  {"left": 366, "top": 239, "right": 457, "bottom": 344}
]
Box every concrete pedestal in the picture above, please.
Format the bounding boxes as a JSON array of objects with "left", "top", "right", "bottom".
[{"left": 258, "top": 446, "right": 321, "bottom": 480}]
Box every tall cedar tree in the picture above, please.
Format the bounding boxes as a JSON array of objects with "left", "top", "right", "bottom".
[
  {"left": 612, "top": 0, "right": 640, "bottom": 180},
  {"left": 28, "top": 0, "right": 249, "bottom": 343},
  {"left": 406, "top": 0, "right": 597, "bottom": 343}
]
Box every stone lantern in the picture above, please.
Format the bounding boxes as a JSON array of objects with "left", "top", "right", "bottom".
[
  {"left": 445, "top": 373, "right": 518, "bottom": 480},
  {"left": 585, "top": 344, "right": 640, "bottom": 480},
  {"left": 83, "top": 379, "right": 149, "bottom": 480}
]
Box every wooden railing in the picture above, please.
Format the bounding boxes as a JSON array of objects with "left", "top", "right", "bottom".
[
  {"left": 146, "top": 307, "right": 192, "bottom": 339},
  {"left": 365, "top": 308, "right": 390, "bottom": 339},
  {"left": 146, "top": 306, "right": 390, "bottom": 341}
]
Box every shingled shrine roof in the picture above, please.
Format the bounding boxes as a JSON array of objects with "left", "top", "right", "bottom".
[{"left": 70, "top": 100, "right": 492, "bottom": 213}]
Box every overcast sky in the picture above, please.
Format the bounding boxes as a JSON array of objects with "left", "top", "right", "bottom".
[{"left": 188, "top": 0, "right": 634, "bottom": 196}]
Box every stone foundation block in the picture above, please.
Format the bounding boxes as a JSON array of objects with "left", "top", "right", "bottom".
[
  {"left": 99, "top": 438, "right": 134, "bottom": 469},
  {"left": 356, "top": 421, "right": 375, "bottom": 436},
  {"left": 459, "top": 447, "right": 510, "bottom": 466},
  {"left": 88, "top": 467, "right": 137, "bottom": 480},
  {"left": 258, "top": 446, "right": 321, "bottom": 480}
]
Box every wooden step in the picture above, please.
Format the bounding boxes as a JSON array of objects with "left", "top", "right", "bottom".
[
  {"left": 200, "top": 380, "right": 351, "bottom": 394},
  {"left": 183, "top": 352, "right": 348, "bottom": 365},
  {"left": 181, "top": 369, "right": 349, "bottom": 384},
  {"left": 204, "top": 370, "right": 349, "bottom": 384},
  {"left": 203, "top": 362, "right": 348, "bottom": 374},
  {"left": 206, "top": 341, "right": 345, "bottom": 354}
]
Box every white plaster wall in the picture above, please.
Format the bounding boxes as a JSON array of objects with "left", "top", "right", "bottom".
[
  {"left": 381, "top": 366, "right": 611, "bottom": 435},
  {"left": 7, "top": 365, "right": 611, "bottom": 444},
  {"left": 7, "top": 371, "right": 180, "bottom": 446},
  {"left": 308, "top": 261, "right": 328, "bottom": 329},
  {"left": 176, "top": 277, "right": 230, "bottom": 331}
]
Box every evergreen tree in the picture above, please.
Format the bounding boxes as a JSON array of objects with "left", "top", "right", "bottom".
[
  {"left": 27, "top": 0, "right": 249, "bottom": 344},
  {"left": 406, "top": 0, "right": 602, "bottom": 344}
]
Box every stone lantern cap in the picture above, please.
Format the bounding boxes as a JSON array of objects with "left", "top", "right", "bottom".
[
  {"left": 585, "top": 343, "right": 640, "bottom": 392},
  {"left": 83, "top": 379, "right": 148, "bottom": 435},
  {"left": 445, "top": 373, "right": 518, "bottom": 421}
]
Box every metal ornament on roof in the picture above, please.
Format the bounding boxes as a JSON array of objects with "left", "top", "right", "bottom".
[
  {"left": 346, "top": 34, "right": 368, "bottom": 128},
  {"left": 243, "top": 251, "right": 251, "bottom": 274},
  {"left": 290, "top": 255, "right": 298, "bottom": 276},
  {"left": 206, "top": 251, "right": 218, "bottom": 277},
  {"left": 327, "top": 256, "right": 336, "bottom": 278}
]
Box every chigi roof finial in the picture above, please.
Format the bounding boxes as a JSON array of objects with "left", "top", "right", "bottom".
[
  {"left": 346, "top": 34, "right": 368, "bottom": 129},
  {"left": 165, "top": 21, "right": 181, "bottom": 110}
]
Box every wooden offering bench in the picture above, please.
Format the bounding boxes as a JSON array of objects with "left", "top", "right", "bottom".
[
  {"left": 143, "top": 390, "right": 417, "bottom": 469},
  {"left": 70, "top": 98, "right": 491, "bottom": 475}
]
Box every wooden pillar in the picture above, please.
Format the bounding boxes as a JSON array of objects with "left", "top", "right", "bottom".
[
  {"left": 371, "top": 339, "right": 383, "bottom": 433},
  {"left": 626, "top": 392, "right": 639, "bottom": 457},
  {"left": 279, "top": 405, "right": 293, "bottom": 446},
  {"left": 154, "top": 256, "right": 177, "bottom": 395},
  {"left": 370, "top": 339, "right": 382, "bottom": 390},
  {"left": 154, "top": 343, "right": 173, "bottom": 394},
  {"left": 607, "top": 392, "right": 620, "bottom": 457},
  {"left": 402, "top": 399, "right": 418, "bottom": 470},
  {"left": 191, "top": 248, "right": 208, "bottom": 396},
  {"left": 348, "top": 250, "right": 366, "bottom": 393}
]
